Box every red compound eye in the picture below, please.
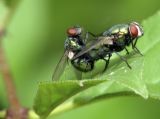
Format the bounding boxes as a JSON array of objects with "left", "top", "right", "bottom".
[
  {"left": 67, "top": 28, "right": 77, "bottom": 36},
  {"left": 129, "top": 24, "right": 138, "bottom": 38}
]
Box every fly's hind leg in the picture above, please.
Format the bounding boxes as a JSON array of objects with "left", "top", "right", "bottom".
[{"left": 115, "top": 52, "right": 132, "bottom": 69}]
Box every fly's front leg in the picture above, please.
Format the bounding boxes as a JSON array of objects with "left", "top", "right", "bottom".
[
  {"left": 115, "top": 52, "right": 131, "bottom": 69},
  {"left": 133, "top": 38, "right": 138, "bottom": 47},
  {"left": 131, "top": 40, "right": 143, "bottom": 56}
]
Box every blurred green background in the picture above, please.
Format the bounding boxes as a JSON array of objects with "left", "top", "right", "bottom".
[{"left": 0, "top": 0, "right": 160, "bottom": 118}]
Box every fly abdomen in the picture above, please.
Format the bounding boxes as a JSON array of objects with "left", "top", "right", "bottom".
[{"left": 71, "top": 57, "right": 94, "bottom": 72}]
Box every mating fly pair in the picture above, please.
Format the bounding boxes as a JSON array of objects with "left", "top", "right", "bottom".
[{"left": 52, "top": 22, "right": 144, "bottom": 80}]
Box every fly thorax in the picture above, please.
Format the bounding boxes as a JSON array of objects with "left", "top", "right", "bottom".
[
  {"left": 117, "top": 27, "right": 128, "bottom": 38},
  {"left": 119, "top": 26, "right": 128, "bottom": 35},
  {"left": 67, "top": 37, "right": 82, "bottom": 51}
]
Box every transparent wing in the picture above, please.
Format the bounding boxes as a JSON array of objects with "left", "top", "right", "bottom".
[
  {"left": 73, "top": 36, "right": 114, "bottom": 59},
  {"left": 52, "top": 50, "right": 69, "bottom": 81},
  {"left": 73, "top": 68, "right": 82, "bottom": 80}
]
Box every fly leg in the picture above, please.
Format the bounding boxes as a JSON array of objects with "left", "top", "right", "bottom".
[
  {"left": 132, "top": 39, "right": 143, "bottom": 56},
  {"left": 115, "top": 52, "right": 132, "bottom": 69},
  {"left": 84, "top": 32, "right": 97, "bottom": 43},
  {"left": 133, "top": 38, "right": 138, "bottom": 47},
  {"left": 134, "top": 46, "right": 143, "bottom": 56},
  {"left": 88, "top": 32, "right": 97, "bottom": 37},
  {"left": 102, "top": 54, "right": 111, "bottom": 72},
  {"left": 84, "top": 32, "right": 89, "bottom": 43},
  {"left": 125, "top": 47, "right": 129, "bottom": 55}
]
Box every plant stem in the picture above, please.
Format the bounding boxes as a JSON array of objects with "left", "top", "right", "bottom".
[
  {"left": 0, "top": 110, "right": 6, "bottom": 118},
  {"left": 0, "top": 47, "right": 22, "bottom": 119},
  {"left": 0, "top": 2, "right": 28, "bottom": 119}
]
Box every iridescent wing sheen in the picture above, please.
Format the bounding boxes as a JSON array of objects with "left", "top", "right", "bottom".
[
  {"left": 52, "top": 50, "right": 69, "bottom": 81},
  {"left": 73, "top": 36, "right": 114, "bottom": 59}
]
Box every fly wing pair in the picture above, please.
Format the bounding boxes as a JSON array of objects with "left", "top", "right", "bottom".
[
  {"left": 73, "top": 36, "right": 114, "bottom": 60},
  {"left": 52, "top": 50, "right": 82, "bottom": 81}
]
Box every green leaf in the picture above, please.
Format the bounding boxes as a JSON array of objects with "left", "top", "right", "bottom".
[
  {"left": 33, "top": 11, "right": 160, "bottom": 118},
  {"left": 33, "top": 80, "right": 106, "bottom": 118}
]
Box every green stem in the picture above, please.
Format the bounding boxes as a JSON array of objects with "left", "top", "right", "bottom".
[{"left": 0, "top": 1, "right": 28, "bottom": 119}]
